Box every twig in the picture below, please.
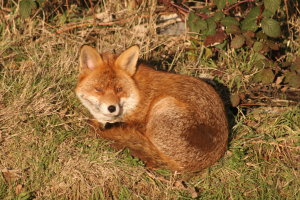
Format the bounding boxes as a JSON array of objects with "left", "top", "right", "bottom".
[
  {"left": 55, "top": 14, "right": 154, "bottom": 34},
  {"left": 170, "top": 1, "right": 189, "bottom": 13},
  {"left": 284, "top": 0, "right": 291, "bottom": 33},
  {"left": 224, "top": 0, "right": 256, "bottom": 13},
  {"left": 56, "top": 16, "right": 136, "bottom": 33},
  {"left": 239, "top": 100, "right": 298, "bottom": 107},
  {"left": 251, "top": 140, "right": 300, "bottom": 150},
  {"left": 146, "top": 171, "right": 170, "bottom": 184},
  {"left": 195, "top": 12, "right": 210, "bottom": 19},
  {"left": 169, "top": 1, "right": 189, "bottom": 17}
]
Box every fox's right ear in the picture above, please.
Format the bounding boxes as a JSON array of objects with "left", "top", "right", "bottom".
[{"left": 79, "top": 45, "right": 104, "bottom": 71}]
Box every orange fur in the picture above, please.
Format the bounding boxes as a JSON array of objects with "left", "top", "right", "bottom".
[{"left": 76, "top": 45, "right": 228, "bottom": 172}]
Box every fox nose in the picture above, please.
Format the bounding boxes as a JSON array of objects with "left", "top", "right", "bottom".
[{"left": 108, "top": 105, "right": 116, "bottom": 113}]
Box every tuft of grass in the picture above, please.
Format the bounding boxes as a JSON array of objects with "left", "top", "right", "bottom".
[{"left": 0, "top": 1, "right": 299, "bottom": 199}]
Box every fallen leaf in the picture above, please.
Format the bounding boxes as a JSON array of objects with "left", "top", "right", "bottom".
[
  {"left": 173, "top": 180, "right": 186, "bottom": 189},
  {"left": 95, "top": 11, "right": 113, "bottom": 22},
  {"left": 266, "top": 40, "right": 279, "bottom": 50},
  {"left": 128, "top": 0, "right": 137, "bottom": 10},
  {"left": 253, "top": 69, "right": 275, "bottom": 84},
  {"left": 1, "top": 168, "right": 21, "bottom": 184},
  {"left": 230, "top": 34, "right": 245, "bottom": 49},
  {"left": 275, "top": 76, "right": 284, "bottom": 88},
  {"left": 204, "top": 30, "right": 226, "bottom": 46},
  {"left": 260, "top": 43, "right": 271, "bottom": 54},
  {"left": 230, "top": 93, "right": 241, "bottom": 107},
  {"left": 281, "top": 85, "right": 288, "bottom": 92},
  {"left": 291, "top": 57, "right": 300, "bottom": 73},
  {"left": 188, "top": 187, "right": 200, "bottom": 198},
  {"left": 243, "top": 30, "right": 255, "bottom": 38},
  {"left": 15, "top": 184, "right": 24, "bottom": 195},
  {"left": 133, "top": 24, "right": 148, "bottom": 38}
]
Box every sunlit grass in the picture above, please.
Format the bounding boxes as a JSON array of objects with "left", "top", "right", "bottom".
[{"left": 0, "top": 2, "right": 299, "bottom": 199}]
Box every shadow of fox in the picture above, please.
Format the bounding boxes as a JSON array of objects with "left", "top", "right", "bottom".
[{"left": 75, "top": 45, "right": 228, "bottom": 172}]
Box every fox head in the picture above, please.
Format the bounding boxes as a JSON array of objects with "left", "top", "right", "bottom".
[{"left": 75, "top": 45, "right": 140, "bottom": 124}]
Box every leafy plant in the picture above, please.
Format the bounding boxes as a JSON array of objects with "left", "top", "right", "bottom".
[
  {"left": 19, "top": 0, "right": 45, "bottom": 18},
  {"left": 181, "top": 0, "right": 300, "bottom": 91},
  {"left": 186, "top": 0, "right": 284, "bottom": 52}
]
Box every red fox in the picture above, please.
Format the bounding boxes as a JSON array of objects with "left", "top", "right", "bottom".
[{"left": 75, "top": 45, "right": 228, "bottom": 172}]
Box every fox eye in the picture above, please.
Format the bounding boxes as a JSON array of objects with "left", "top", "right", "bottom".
[
  {"left": 116, "top": 87, "right": 123, "bottom": 93},
  {"left": 95, "top": 87, "right": 103, "bottom": 93}
]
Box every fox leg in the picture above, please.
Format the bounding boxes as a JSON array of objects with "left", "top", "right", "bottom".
[{"left": 95, "top": 122, "right": 177, "bottom": 169}]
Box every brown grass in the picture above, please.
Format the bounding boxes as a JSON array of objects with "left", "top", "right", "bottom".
[{"left": 0, "top": 0, "right": 299, "bottom": 199}]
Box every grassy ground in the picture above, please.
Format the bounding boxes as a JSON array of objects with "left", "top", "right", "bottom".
[{"left": 0, "top": 1, "right": 299, "bottom": 199}]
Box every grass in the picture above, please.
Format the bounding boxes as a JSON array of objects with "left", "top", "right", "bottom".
[{"left": 0, "top": 1, "right": 299, "bottom": 199}]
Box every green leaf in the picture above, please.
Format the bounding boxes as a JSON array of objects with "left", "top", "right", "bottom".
[
  {"left": 241, "top": 18, "right": 258, "bottom": 32},
  {"left": 253, "top": 41, "right": 264, "bottom": 52},
  {"left": 228, "top": 0, "right": 237, "bottom": 5},
  {"left": 256, "top": 30, "right": 268, "bottom": 40},
  {"left": 246, "top": 6, "right": 261, "bottom": 19},
  {"left": 215, "top": 0, "right": 226, "bottom": 10},
  {"left": 36, "top": 0, "right": 46, "bottom": 5},
  {"left": 213, "top": 12, "right": 225, "bottom": 22},
  {"left": 284, "top": 71, "right": 300, "bottom": 88},
  {"left": 291, "top": 57, "right": 300, "bottom": 73},
  {"left": 204, "top": 18, "right": 216, "bottom": 36},
  {"left": 261, "top": 18, "right": 281, "bottom": 38},
  {"left": 204, "top": 47, "right": 213, "bottom": 58},
  {"left": 253, "top": 53, "right": 267, "bottom": 62},
  {"left": 226, "top": 25, "right": 241, "bottom": 34},
  {"left": 59, "top": 13, "right": 67, "bottom": 25},
  {"left": 221, "top": 17, "right": 240, "bottom": 26},
  {"left": 241, "top": 6, "right": 260, "bottom": 31},
  {"left": 253, "top": 69, "right": 275, "bottom": 84},
  {"left": 187, "top": 12, "right": 208, "bottom": 33},
  {"left": 19, "top": 0, "right": 36, "bottom": 18},
  {"left": 197, "top": 19, "right": 208, "bottom": 31},
  {"left": 262, "top": 9, "right": 274, "bottom": 18},
  {"left": 199, "top": 6, "right": 211, "bottom": 14},
  {"left": 254, "top": 59, "right": 270, "bottom": 69},
  {"left": 264, "top": 0, "right": 281, "bottom": 14},
  {"left": 215, "top": 40, "right": 227, "bottom": 49},
  {"left": 231, "top": 35, "right": 245, "bottom": 49}
]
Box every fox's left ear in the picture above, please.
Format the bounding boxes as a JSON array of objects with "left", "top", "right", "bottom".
[{"left": 115, "top": 45, "right": 139, "bottom": 76}]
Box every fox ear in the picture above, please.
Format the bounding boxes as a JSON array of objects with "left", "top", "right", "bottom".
[
  {"left": 80, "top": 45, "right": 104, "bottom": 71},
  {"left": 115, "top": 45, "right": 139, "bottom": 76}
]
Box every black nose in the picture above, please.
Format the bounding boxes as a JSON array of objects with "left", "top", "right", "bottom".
[{"left": 108, "top": 105, "right": 116, "bottom": 113}]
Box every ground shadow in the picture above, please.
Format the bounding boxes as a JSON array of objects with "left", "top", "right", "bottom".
[{"left": 207, "top": 81, "right": 238, "bottom": 146}]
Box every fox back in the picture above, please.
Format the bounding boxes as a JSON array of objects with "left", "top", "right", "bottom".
[{"left": 76, "top": 45, "right": 228, "bottom": 172}]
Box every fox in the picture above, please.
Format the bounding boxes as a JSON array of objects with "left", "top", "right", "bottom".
[{"left": 75, "top": 45, "right": 228, "bottom": 172}]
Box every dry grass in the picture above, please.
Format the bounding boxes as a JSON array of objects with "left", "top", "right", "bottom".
[{"left": 0, "top": 1, "right": 299, "bottom": 199}]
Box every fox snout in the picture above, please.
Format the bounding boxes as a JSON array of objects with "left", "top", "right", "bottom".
[
  {"left": 101, "top": 102, "right": 121, "bottom": 117},
  {"left": 99, "top": 90, "right": 122, "bottom": 116},
  {"left": 76, "top": 90, "right": 123, "bottom": 123}
]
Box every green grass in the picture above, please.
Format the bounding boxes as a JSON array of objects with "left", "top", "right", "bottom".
[{"left": 0, "top": 2, "right": 299, "bottom": 199}]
